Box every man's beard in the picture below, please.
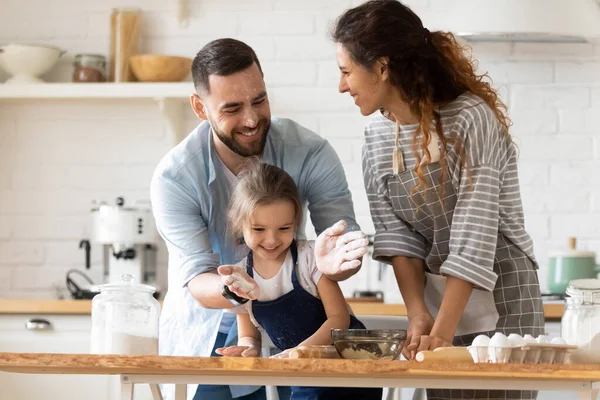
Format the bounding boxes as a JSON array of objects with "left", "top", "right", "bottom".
[{"left": 212, "top": 118, "right": 270, "bottom": 157}]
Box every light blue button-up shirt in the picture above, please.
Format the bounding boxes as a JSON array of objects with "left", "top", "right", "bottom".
[{"left": 150, "top": 117, "right": 357, "bottom": 399}]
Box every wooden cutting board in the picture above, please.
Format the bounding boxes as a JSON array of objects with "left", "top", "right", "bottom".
[
  {"left": 290, "top": 345, "right": 473, "bottom": 361},
  {"left": 416, "top": 347, "right": 473, "bottom": 362},
  {"left": 288, "top": 345, "right": 340, "bottom": 359}
]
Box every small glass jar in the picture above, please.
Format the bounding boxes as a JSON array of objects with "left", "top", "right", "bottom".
[
  {"left": 72, "top": 54, "right": 106, "bottom": 83},
  {"left": 561, "top": 278, "right": 600, "bottom": 363},
  {"left": 90, "top": 274, "right": 160, "bottom": 355}
]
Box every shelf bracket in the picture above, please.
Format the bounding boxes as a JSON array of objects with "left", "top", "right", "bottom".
[
  {"left": 156, "top": 98, "right": 186, "bottom": 147},
  {"left": 177, "top": 0, "right": 189, "bottom": 28}
]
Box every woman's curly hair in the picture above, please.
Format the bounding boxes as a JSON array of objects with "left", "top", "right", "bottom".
[{"left": 332, "top": 0, "right": 511, "bottom": 200}]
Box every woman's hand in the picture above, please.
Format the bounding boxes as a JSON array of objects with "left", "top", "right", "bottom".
[
  {"left": 413, "top": 335, "right": 452, "bottom": 354},
  {"left": 403, "top": 312, "right": 435, "bottom": 360},
  {"left": 215, "top": 345, "right": 259, "bottom": 358}
]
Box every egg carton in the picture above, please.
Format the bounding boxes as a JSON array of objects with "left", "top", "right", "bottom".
[{"left": 467, "top": 343, "right": 579, "bottom": 364}]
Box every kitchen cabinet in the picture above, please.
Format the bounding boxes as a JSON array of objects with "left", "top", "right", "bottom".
[{"left": 0, "top": 314, "right": 153, "bottom": 400}]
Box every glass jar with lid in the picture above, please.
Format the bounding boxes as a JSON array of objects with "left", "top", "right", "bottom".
[
  {"left": 109, "top": 7, "right": 141, "bottom": 82},
  {"left": 72, "top": 54, "right": 106, "bottom": 83},
  {"left": 561, "top": 278, "right": 600, "bottom": 363},
  {"left": 90, "top": 273, "right": 160, "bottom": 355}
]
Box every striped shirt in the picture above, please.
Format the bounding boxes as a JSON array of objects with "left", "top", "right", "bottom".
[{"left": 363, "top": 92, "right": 543, "bottom": 335}]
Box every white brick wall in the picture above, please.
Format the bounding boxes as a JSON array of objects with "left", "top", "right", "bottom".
[
  {"left": 1, "top": 0, "right": 600, "bottom": 299},
  {"left": 592, "top": 192, "right": 600, "bottom": 212}
]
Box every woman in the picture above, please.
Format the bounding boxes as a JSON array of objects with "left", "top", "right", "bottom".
[{"left": 332, "top": 1, "right": 544, "bottom": 399}]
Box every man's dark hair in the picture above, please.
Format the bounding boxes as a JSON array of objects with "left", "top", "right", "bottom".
[{"left": 191, "top": 38, "right": 263, "bottom": 94}]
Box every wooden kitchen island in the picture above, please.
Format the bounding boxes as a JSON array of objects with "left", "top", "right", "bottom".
[{"left": 0, "top": 352, "right": 599, "bottom": 400}]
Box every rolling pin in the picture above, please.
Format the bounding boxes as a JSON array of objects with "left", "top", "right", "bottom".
[
  {"left": 288, "top": 345, "right": 341, "bottom": 359},
  {"left": 415, "top": 346, "right": 473, "bottom": 362}
]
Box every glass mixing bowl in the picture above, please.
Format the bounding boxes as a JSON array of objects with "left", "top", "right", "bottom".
[{"left": 331, "top": 329, "right": 407, "bottom": 360}]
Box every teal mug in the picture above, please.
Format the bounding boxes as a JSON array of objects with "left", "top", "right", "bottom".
[{"left": 548, "top": 238, "right": 600, "bottom": 294}]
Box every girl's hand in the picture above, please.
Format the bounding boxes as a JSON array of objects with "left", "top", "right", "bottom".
[
  {"left": 217, "top": 265, "right": 260, "bottom": 300},
  {"left": 403, "top": 313, "right": 435, "bottom": 360},
  {"left": 215, "top": 345, "right": 259, "bottom": 358},
  {"left": 314, "top": 220, "right": 369, "bottom": 275}
]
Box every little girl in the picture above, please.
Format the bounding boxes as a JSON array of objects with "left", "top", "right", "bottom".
[{"left": 216, "top": 160, "right": 382, "bottom": 400}]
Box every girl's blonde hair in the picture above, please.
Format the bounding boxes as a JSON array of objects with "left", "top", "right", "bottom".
[{"left": 228, "top": 158, "right": 303, "bottom": 239}]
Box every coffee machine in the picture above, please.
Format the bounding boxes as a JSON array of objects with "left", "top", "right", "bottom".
[{"left": 90, "top": 196, "right": 157, "bottom": 286}]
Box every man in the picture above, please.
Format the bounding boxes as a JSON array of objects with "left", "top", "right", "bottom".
[{"left": 150, "top": 38, "right": 368, "bottom": 400}]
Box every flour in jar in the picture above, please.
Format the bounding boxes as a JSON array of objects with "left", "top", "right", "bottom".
[{"left": 93, "top": 332, "right": 158, "bottom": 355}]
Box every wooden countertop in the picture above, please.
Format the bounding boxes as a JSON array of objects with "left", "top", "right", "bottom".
[
  {"left": 0, "top": 352, "right": 599, "bottom": 381},
  {"left": 0, "top": 300, "right": 565, "bottom": 320}
]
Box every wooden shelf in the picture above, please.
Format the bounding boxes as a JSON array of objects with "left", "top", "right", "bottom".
[
  {"left": 0, "top": 82, "right": 195, "bottom": 145},
  {"left": 0, "top": 82, "right": 193, "bottom": 99}
]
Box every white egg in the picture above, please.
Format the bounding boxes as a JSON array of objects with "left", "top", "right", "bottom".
[
  {"left": 472, "top": 334, "right": 491, "bottom": 347},
  {"left": 489, "top": 332, "right": 509, "bottom": 347},
  {"left": 551, "top": 337, "right": 567, "bottom": 345},
  {"left": 536, "top": 335, "right": 548, "bottom": 344},
  {"left": 523, "top": 334, "right": 537, "bottom": 344},
  {"left": 507, "top": 333, "right": 526, "bottom": 347}
]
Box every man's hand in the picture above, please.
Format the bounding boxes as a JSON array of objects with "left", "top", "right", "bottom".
[
  {"left": 215, "top": 345, "right": 259, "bottom": 358},
  {"left": 314, "top": 220, "right": 369, "bottom": 276},
  {"left": 217, "top": 265, "right": 260, "bottom": 300}
]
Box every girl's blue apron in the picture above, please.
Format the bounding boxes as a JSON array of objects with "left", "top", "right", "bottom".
[{"left": 247, "top": 240, "right": 382, "bottom": 400}]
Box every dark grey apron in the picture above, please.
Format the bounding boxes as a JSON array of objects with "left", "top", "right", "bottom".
[{"left": 386, "top": 160, "right": 543, "bottom": 400}]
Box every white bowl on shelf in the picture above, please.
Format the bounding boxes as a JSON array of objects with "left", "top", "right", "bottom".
[{"left": 0, "top": 43, "right": 65, "bottom": 84}]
